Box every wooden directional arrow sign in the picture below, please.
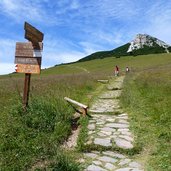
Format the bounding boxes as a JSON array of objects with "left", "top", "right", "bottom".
[
  {"left": 15, "top": 42, "right": 42, "bottom": 57},
  {"left": 15, "top": 42, "right": 33, "bottom": 57},
  {"left": 15, "top": 57, "right": 41, "bottom": 65},
  {"left": 15, "top": 64, "right": 41, "bottom": 74},
  {"left": 15, "top": 42, "right": 43, "bottom": 58},
  {"left": 24, "top": 22, "right": 44, "bottom": 43}
]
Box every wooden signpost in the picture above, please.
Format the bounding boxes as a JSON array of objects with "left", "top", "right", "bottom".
[
  {"left": 15, "top": 22, "right": 44, "bottom": 111},
  {"left": 24, "top": 22, "right": 44, "bottom": 43}
]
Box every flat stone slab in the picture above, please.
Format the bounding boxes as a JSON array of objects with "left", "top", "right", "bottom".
[
  {"left": 86, "top": 164, "right": 107, "bottom": 171},
  {"left": 107, "top": 83, "right": 123, "bottom": 90},
  {"left": 98, "top": 156, "right": 117, "bottom": 163},
  {"left": 106, "top": 123, "right": 129, "bottom": 128},
  {"left": 115, "top": 138, "right": 133, "bottom": 149},
  {"left": 129, "top": 162, "right": 142, "bottom": 168},
  {"left": 102, "top": 151, "right": 125, "bottom": 159},
  {"left": 83, "top": 151, "right": 143, "bottom": 171},
  {"left": 99, "top": 90, "right": 122, "bottom": 99},
  {"left": 94, "top": 138, "right": 112, "bottom": 147},
  {"left": 84, "top": 153, "right": 98, "bottom": 159},
  {"left": 88, "top": 124, "right": 96, "bottom": 130},
  {"left": 115, "top": 168, "right": 144, "bottom": 171},
  {"left": 90, "top": 99, "right": 120, "bottom": 113},
  {"left": 93, "top": 160, "right": 102, "bottom": 165},
  {"left": 100, "top": 127, "right": 116, "bottom": 132},
  {"left": 105, "top": 163, "right": 116, "bottom": 170},
  {"left": 119, "top": 135, "right": 134, "bottom": 142}
]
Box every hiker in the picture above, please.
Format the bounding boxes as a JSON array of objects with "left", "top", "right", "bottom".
[
  {"left": 126, "top": 66, "right": 129, "bottom": 73},
  {"left": 115, "top": 65, "right": 119, "bottom": 76}
]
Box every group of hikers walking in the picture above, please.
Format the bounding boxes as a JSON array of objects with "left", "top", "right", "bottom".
[{"left": 114, "top": 65, "right": 129, "bottom": 76}]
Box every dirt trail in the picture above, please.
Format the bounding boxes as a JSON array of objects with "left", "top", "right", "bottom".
[{"left": 67, "top": 65, "right": 90, "bottom": 73}]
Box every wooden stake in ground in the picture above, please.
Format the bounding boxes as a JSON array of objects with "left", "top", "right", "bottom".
[{"left": 23, "top": 73, "right": 31, "bottom": 111}]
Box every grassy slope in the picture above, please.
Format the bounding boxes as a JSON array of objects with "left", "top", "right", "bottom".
[
  {"left": 120, "top": 66, "right": 171, "bottom": 170},
  {"left": 0, "top": 53, "right": 171, "bottom": 170},
  {"left": 40, "top": 53, "right": 171, "bottom": 76},
  {"left": 78, "top": 43, "right": 130, "bottom": 62},
  {"left": 78, "top": 42, "right": 168, "bottom": 62}
]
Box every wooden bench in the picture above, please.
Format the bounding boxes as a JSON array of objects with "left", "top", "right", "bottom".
[{"left": 64, "top": 97, "right": 88, "bottom": 116}]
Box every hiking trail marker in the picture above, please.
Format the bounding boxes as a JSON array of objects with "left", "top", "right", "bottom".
[{"left": 15, "top": 22, "right": 44, "bottom": 110}]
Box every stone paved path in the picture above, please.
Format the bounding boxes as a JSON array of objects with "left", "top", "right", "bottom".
[
  {"left": 82, "top": 76, "right": 144, "bottom": 171},
  {"left": 83, "top": 151, "right": 143, "bottom": 171}
]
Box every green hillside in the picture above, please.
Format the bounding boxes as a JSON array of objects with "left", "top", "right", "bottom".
[
  {"left": 41, "top": 53, "right": 171, "bottom": 75},
  {"left": 78, "top": 43, "right": 130, "bottom": 62},
  {"left": 0, "top": 53, "right": 171, "bottom": 170},
  {"left": 78, "top": 42, "right": 170, "bottom": 62}
]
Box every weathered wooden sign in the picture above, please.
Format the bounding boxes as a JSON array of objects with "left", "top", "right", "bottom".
[
  {"left": 15, "top": 57, "right": 41, "bottom": 65},
  {"left": 24, "top": 22, "right": 44, "bottom": 43},
  {"left": 16, "top": 42, "right": 43, "bottom": 50},
  {"left": 15, "top": 64, "right": 40, "bottom": 74},
  {"left": 15, "top": 42, "right": 33, "bottom": 57},
  {"left": 15, "top": 42, "right": 43, "bottom": 57}
]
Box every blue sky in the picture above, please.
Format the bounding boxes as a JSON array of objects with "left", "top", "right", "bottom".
[{"left": 0, "top": 0, "right": 171, "bottom": 75}]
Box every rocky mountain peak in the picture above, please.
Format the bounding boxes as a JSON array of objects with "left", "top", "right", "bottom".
[{"left": 127, "top": 34, "right": 170, "bottom": 53}]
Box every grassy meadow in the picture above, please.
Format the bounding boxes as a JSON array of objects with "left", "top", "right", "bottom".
[
  {"left": 120, "top": 63, "right": 171, "bottom": 170},
  {"left": 0, "top": 53, "right": 171, "bottom": 170},
  {"left": 0, "top": 73, "right": 100, "bottom": 170}
]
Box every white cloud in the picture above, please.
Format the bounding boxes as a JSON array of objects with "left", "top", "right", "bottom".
[
  {"left": 92, "top": 31, "right": 125, "bottom": 46},
  {"left": 0, "top": 0, "right": 56, "bottom": 24},
  {"left": 142, "top": 1, "right": 171, "bottom": 44},
  {"left": 43, "top": 49, "right": 86, "bottom": 65},
  {"left": 42, "top": 35, "right": 84, "bottom": 63},
  {"left": 0, "top": 38, "right": 15, "bottom": 62},
  {"left": 79, "top": 41, "right": 104, "bottom": 54},
  {"left": 72, "top": 0, "right": 140, "bottom": 22},
  {"left": 70, "top": 0, "right": 80, "bottom": 10},
  {"left": 0, "top": 63, "right": 14, "bottom": 75}
]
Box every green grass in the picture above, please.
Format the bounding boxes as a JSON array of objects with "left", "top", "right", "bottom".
[
  {"left": 7, "top": 53, "right": 171, "bottom": 77},
  {"left": 0, "top": 53, "right": 171, "bottom": 170},
  {"left": 59, "top": 53, "right": 171, "bottom": 75},
  {"left": 48, "top": 150, "right": 81, "bottom": 171},
  {"left": 77, "top": 116, "right": 89, "bottom": 152},
  {"left": 120, "top": 65, "right": 171, "bottom": 170},
  {"left": 0, "top": 73, "right": 99, "bottom": 170}
]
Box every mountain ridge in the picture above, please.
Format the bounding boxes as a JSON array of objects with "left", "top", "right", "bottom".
[{"left": 79, "top": 34, "right": 171, "bottom": 62}]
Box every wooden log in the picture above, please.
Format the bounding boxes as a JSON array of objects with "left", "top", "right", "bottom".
[{"left": 64, "top": 97, "right": 88, "bottom": 116}]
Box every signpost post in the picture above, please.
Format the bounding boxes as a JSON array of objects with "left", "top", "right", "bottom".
[{"left": 15, "top": 22, "right": 44, "bottom": 111}]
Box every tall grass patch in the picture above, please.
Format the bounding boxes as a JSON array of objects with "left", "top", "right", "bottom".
[
  {"left": 120, "top": 66, "right": 171, "bottom": 170},
  {"left": 0, "top": 73, "right": 101, "bottom": 170}
]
